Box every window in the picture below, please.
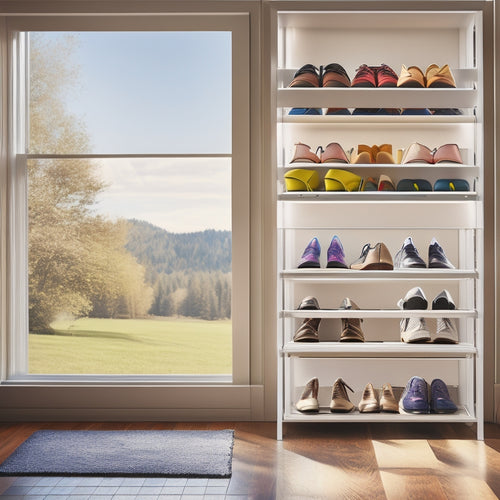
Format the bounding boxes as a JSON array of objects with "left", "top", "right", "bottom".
[{"left": 6, "top": 16, "right": 250, "bottom": 384}]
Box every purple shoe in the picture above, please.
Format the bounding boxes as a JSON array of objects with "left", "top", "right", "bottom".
[
  {"left": 298, "top": 237, "right": 321, "bottom": 268},
  {"left": 327, "top": 235, "right": 348, "bottom": 269},
  {"left": 399, "top": 376, "right": 430, "bottom": 414},
  {"left": 430, "top": 379, "right": 458, "bottom": 413}
]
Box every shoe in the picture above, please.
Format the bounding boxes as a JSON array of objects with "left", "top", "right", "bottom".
[
  {"left": 401, "top": 108, "right": 431, "bottom": 115},
  {"left": 339, "top": 298, "right": 364, "bottom": 342},
  {"left": 296, "top": 377, "right": 320, "bottom": 413},
  {"left": 396, "top": 179, "right": 433, "bottom": 191},
  {"left": 352, "top": 144, "right": 373, "bottom": 164},
  {"left": 377, "top": 174, "right": 395, "bottom": 191},
  {"left": 289, "top": 107, "right": 322, "bottom": 115},
  {"left": 327, "top": 235, "right": 348, "bottom": 269},
  {"left": 401, "top": 142, "right": 434, "bottom": 164},
  {"left": 298, "top": 237, "right": 321, "bottom": 268},
  {"left": 291, "top": 142, "right": 321, "bottom": 163},
  {"left": 324, "top": 169, "right": 362, "bottom": 192},
  {"left": 321, "top": 142, "right": 349, "bottom": 164},
  {"left": 428, "top": 237, "right": 455, "bottom": 269},
  {"left": 350, "top": 242, "right": 393, "bottom": 270},
  {"left": 297, "top": 296, "right": 320, "bottom": 310},
  {"left": 375, "top": 144, "right": 395, "bottom": 164},
  {"left": 430, "top": 379, "right": 458, "bottom": 413},
  {"left": 289, "top": 64, "right": 321, "bottom": 87},
  {"left": 361, "top": 177, "right": 378, "bottom": 191},
  {"left": 293, "top": 317, "right": 320, "bottom": 342},
  {"left": 433, "top": 179, "right": 470, "bottom": 192},
  {"left": 394, "top": 237, "right": 426, "bottom": 268},
  {"left": 284, "top": 169, "right": 321, "bottom": 192},
  {"left": 399, "top": 317, "right": 431, "bottom": 343},
  {"left": 351, "top": 64, "right": 376, "bottom": 87},
  {"left": 431, "top": 108, "right": 463, "bottom": 115},
  {"left": 433, "top": 144, "right": 462, "bottom": 164},
  {"left": 380, "top": 383, "right": 399, "bottom": 413},
  {"left": 397, "top": 286, "right": 428, "bottom": 310},
  {"left": 432, "top": 289, "right": 455, "bottom": 310},
  {"left": 358, "top": 383, "right": 380, "bottom": 413},
  {"left": 399, "top": 376, "right": 430, "bottom": 414},
  {"left": 326, "top": 107, "right": 351, "bottom": 115},
  {"left": 397, "top": 65, "right": 425, "bottom": 88},
  {"left": 425, "top": 64, "right": 456, "bottom": 88},
  {"left": 433, "top": 317, "right": 459, "bottom": 344},
  {"left": 376, "top": 64, "right": 398, "bottom": 87},
  {"left": 330, "top": 378, "right": 355, "bottom": 412},
  {"left": 322, "top": 63, "right": 351, "bottom": 87}
]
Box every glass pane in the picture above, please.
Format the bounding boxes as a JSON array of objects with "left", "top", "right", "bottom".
[
  {"left": 29, "top": 31, "right": 231, "bottom": 154},
  {"left": 27, "top": 156, "right": 232, "bottom": 375}
]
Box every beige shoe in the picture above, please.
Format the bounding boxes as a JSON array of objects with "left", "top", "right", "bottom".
[
  {"left": 425, "top": 64, "right": 456, "bottom": 88},
  {"left": 339, "top": 298, "right": 365, "bottom": 342},
  {"left": 358, "top": 383, "right": 380, "bottom": 413},
  {"left": 293, "top": 317, "right": 320, "bottom": 342},
  {"left": 329, "top": 378, "right": 355, "bottom": 412},
  {"left": 380, "top": 383, "right": 399, "bottom": 413},
  {"left": 350, "top": 242, "right": 394, "bottom": 271},
  {"left": 296, "top": 377, "right": 319, "bottom": 413}
]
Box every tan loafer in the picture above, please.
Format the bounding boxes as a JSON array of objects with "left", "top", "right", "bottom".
[
  {"left": 397, "top": 65, "right": 425, "bottom": 88},
  {"left": 425, "top": 63, "right": 456, "bottom": 88},
  {"left": 380, "top": 383, "right": 399, "bottom": 413},
  {"left": 358, "top": 383, "right": 380, "bottom": 413}
]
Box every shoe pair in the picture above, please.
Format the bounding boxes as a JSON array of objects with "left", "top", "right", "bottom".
[
  {"left": 398, "top": 287, "right": 458, "bottom": 344},
  {"left": 401, "top": 143, "right": 463, "bottom": 165},
  {"left": 394, "top": 237, "right": 454, "bottom": 269},
  {"left": 350, "top": 242, "right": 394, "bottom": 270},
  {"left": 291, "top": 142, "right": 349, "bottom": 164},
  {"left": 352, "top": 64, "right": 398, "bottom": 87},
  {"left": 288, "top": 63, "right": 351, "bottom": 88},
  {"left": 400, "top": 376, "right": 458, "bottom": 414},
  {"left": 293, "top": 297, "right": 364, "bottom": 342},
  {"left": 397, "top": 64, "right": 456, "bottom": 88},
  {"left": 361, "top": 175, "right": 395, "bottom": 192},
  {"left": 359, "top": 382, "right": 399, "bottom": 413},
  {"left": 295, "top": 377, "right": 355, "bottom": 413},
  {"left": 285, "top": 167, "right": 362, "bottom": 193},
  {"left": 297, "top": 236, "right": 347, "bottom": 269},
  {"left": 352, "top": 144, "right": 395, "bottom": 164}
]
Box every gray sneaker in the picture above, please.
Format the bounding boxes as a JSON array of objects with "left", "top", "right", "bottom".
[
  {"left": 400, "top": 316, "right": 431, "bottom": 343},
  {"left": 433, "top": 317, "right": 458, "bottom": 344}
]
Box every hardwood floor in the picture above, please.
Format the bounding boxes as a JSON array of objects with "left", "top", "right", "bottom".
[{"left": 1, "top": 421, "right": 500, "bottom": 499}]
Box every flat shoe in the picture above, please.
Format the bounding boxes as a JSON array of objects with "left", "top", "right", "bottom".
[
  {"left": 324, "top": 169, "right": 361, "bottom": 192},
  {"left": 284, "top": 169, "right": 320, "bottom": 192}
]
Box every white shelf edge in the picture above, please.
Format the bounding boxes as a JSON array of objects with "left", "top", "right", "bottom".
[
  {"left": 280, "top": 114, "right": 476, "bottom": 124},
  {"left": 282, "top": 309, "right": 476, "bottom": 319},
  {"left": 280, "top": 269, "right": 477, "bottom": 279},
  {"left": 278, "top": 192, "right": 478, "bottom": 201},
  {"left": 280, "top": 163, "right": 478, "bottom": 170}
]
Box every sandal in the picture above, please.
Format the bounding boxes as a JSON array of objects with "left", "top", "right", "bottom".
[
  {"left": 284, "top": 169, "right": 320, "bottom": 192},
  {"left": 321, "top": 142, "right": 349, "bottom": 163},
  {"left": 324, "top": 169, "right": 362, "bottom": 192},
  {"left": 291, "top": 143, "right": 322, "bottom": 163}
]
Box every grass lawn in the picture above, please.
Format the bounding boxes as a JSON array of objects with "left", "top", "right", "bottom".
[{"left": 29, "top": 317, "right": 232, "bottom": 374}]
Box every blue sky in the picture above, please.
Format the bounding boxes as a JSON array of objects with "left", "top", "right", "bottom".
[{"left": 33, "top": 31, "right": 232, "bottom": 232}]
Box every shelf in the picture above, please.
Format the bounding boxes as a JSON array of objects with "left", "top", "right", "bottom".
[
  {"left": 283, "top": 407, "right": 475, "bottom": 423},
  {"left": 282, "top": 309, "right": 476, "bottom": 319},
  {"left": 281, "top": 269, "right": 477, "bottom": 280},
  {"left": 280, "top": 163, "right": 477, "bottom": 170},
  {"left": 277, "top": 88, "right": 478, "bottom": 110},
  {"left": 281, "top": 342, "right": 477, "bottom": 358},
  {"left": 280, "top": 114, "right": 476, "bottom": 124},
  {"left": 278, "top": 192, "right": 478, "bottom": 201}
]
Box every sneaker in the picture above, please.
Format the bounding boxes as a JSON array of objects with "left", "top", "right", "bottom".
[
  {"left": 351, "top": 64, "right": 376, "bottom": 87},
  {"left": 339, "top": 298, "right": 364, "bottom": 342},
  {"left": 298, "top": 237, "right": 321, "bottom": 268},
  {"left": 289, "top": 107, "right": 322, "bottom": 115},
  {"left": 293, "top": 317, "right": 320, "bottom": 342},
  {"left": 296, "top": 377, "right": 320, "bottom": 413},
  {"left": 432, "top": 289, "right": 455, "bottom": 310},
  {"left": 400, "top": 376, "right": 430, "bottom": 414},
  {"left": 327, "top": 235, "right": 348, "bottom": 268},
  {"left": 376, "top": 64, "right": 399, "bottom": 87},
  {"left": 289, "top": 63, "right": 321, "bottom": 87},
  {"left": 433, "top": 317, "right": 459, "bottom": 344},
  {"left": 428, "top": 238, "right": 455, "bottom": 269},
  {"left": 397, "top": 286, "right": 428, "bottom": 310},
  {"left": 394, "top": 237, "right": 426, "bottom": 269},
  {"left": 329, "top": 378, "right": 355, "bottom": 412},
  {"left": 430, "top": 379, "right": 458, "bottom": 413},
  {"left": 399, "top": 317, "right": 431, "bottom": 343},
  {"left": 322, "top": 62, "right": 351, "bottom": 87},
  {"left": 297, "top": 296, "right": 320, "bottom": 310}
]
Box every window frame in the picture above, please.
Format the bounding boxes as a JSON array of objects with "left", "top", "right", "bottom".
[{"left": 3, "top": 14, "right": 250, "bottom": 387}]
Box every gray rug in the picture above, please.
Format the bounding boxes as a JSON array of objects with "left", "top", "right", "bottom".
[{"left": 0, "top": 429, "right": 234, "bottom": 477}]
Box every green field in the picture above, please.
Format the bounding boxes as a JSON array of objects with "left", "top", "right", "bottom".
[{"left": 29, "top": 317, "right": 232, "bottom": 374}]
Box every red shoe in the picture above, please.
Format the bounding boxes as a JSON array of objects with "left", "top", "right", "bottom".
[
  {"left": 351, "top": 64, "right": 376, "bottom": 87},
  {"left": 376, "top": 64, "right": 398, "bottom": 87}
]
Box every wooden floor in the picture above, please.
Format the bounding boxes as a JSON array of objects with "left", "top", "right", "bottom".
[{"left": 1, "top": 421, "right": 500, "bottom": 499}]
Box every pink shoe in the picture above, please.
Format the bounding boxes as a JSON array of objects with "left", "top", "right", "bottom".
[
  {"left": 291, "top": 142, "right": 321, "bottom": 163},
  {"left": 401, "top": 143, "right": 434, "bottom": 164},
  {"left": 433, "top": 144, "right": 462, "bottom": 164},
  {"left": 321, "top": 142, "right": 349, "bottom": 163}
]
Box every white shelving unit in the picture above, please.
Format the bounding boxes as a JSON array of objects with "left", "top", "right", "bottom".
[{"left": 274, "top": 7, "right": 485, "bottom": 440}]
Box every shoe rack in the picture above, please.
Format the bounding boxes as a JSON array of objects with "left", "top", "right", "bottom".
[{"left": 272, "top": 6, "right": 485, "bottom": 440}]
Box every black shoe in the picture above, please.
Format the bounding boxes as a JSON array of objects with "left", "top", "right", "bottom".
[
  {"left": 428, "top": 238, "right": 455, "bottom": 269},
  {"left": 432, "top": 289, "right": 456, "bottom": 310},
  {"left": 394, "top": 237, "right": 426, "bottom": 268}
]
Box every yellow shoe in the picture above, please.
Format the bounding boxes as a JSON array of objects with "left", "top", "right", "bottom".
[
  {"left": 284, "top": 169, "right": 320, "bottom": 191},
  {"left": 324, "top": 169, "right": 362, "bottom": 192}
]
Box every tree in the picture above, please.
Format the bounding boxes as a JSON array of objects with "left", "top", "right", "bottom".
[{"left": 28, "top": 33, "right": 153, "bottom": 331}]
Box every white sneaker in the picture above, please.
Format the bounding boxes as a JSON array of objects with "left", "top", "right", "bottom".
[
  {"left": 400, "top": 317, "right": 431, "bottom": 343},
  {"left": 433, "top": 317, "right": 459, "bottom": 344}
]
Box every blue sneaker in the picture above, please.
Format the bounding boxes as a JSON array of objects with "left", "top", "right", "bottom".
[
  {"left": 327, "top": 235, "right": 347, "bottom": 269},
  {"left": 430, "top": 379, "right": 458, "bottom": 413},
  {"left": 399, "top": 376, "right": 430, "bottom": 414},
  {"left": 298, "top": 237, "right": 321, "bottom": 268},
  {"left": 289, "top": 107, "right": 322, "bottom": 115}
]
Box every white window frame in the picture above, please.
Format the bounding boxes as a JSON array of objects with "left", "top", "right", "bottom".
[{"left": 1, "top": 14, "right": 250, "bottom": 393}]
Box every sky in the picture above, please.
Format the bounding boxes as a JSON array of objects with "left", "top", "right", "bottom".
[{"left": 33, "top": 31, "right": 232, "bottom": 233}]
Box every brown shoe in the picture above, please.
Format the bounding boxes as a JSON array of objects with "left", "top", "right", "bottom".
[
  {"left": 339, "top": 298, "right": 364, "bottom": 342},
  {"left": 330, "top": 378, "right": 355, "bottom": 412},
  {"left": 358, "top": 383, "right": 380, "bottom": 413},
  {"left": 425, "top": 64, "right": 456, "bottom": 88},
  {"left": 380, "top": 383, "right": 399, "bottom": 413},
  {"left": 350, "top": 242, "right": 394, "bottom": 270},
  {"left": 293, "top": 318, "right": 320, "bottom": 342},
  {"left": 297, "top": 296, "right": 320, "bottom": 310},
  {"left": 296, "top": 377, "right": 319, "bottom": 413},
  {"left": 397, "top": 65, "right": 425, "bottom": 88}
]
